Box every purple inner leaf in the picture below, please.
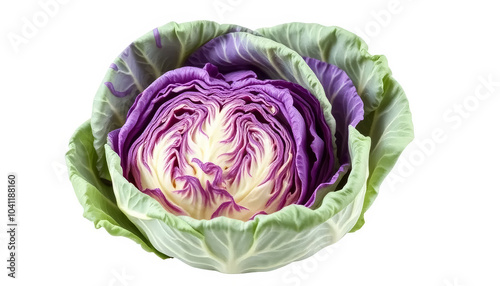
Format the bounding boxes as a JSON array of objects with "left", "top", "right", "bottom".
[{"left": 303, "top": 57, "right": 364, "bottom": 166}]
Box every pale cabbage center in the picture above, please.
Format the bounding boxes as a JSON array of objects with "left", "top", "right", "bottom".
[{"left": 135, "top": 98, "right": 293, "bottom": 220}]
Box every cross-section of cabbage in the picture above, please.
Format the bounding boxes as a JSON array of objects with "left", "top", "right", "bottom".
[{"left": 109, "top": 64, "right": 336, "bottom": 221}]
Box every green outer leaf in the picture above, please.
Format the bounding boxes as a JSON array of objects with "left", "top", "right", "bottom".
[
  {"left": 91, "top": 21, "right": 255, "bottom": 178},
  {"left": 106, "top": 127, "right": 370, "bottom": 273},
  {"left": 66, "top": 120, "right": 168, "bottom": 259},
  {"left": 257, "top": 23, "right": 414, "bottom": 231}
]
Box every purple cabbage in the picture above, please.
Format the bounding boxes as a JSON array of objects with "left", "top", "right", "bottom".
[{"left": 107, "top": 36, "right": 364, "bottom": 220}]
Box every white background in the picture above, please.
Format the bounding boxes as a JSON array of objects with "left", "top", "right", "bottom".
[{"left": 1, "top": 0, "right": 499, "bottom": 285}]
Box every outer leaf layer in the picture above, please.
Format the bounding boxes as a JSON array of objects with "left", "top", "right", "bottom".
[
  {"left": 106, "top": 127, "right": 370, "bottom": 273},
  {"left": 66, "top": 121, "right": 168, "bottom": 259},
  {"left": 257, "top": 23, "right": 414, "bottom": 231}
]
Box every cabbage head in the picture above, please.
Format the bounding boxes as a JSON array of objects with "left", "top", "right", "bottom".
[{"left": 66, "top": 21, "right": 413, "bottom": 273}]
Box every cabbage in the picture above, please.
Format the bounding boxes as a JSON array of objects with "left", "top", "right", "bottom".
[{"left": 66, "top": 21, "right": 413, "bottom": 273}]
